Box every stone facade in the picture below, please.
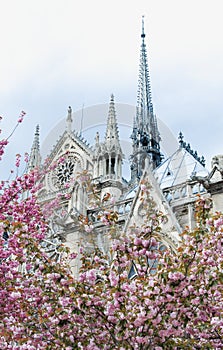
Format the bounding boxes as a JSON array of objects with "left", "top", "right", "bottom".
[{"left": 28, "top": 20, "right": 223, "bottom": 275}]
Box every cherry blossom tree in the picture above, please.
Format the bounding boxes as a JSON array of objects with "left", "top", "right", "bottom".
[{"left": 0, "top": 117, "right": 223, "bottom": 349}]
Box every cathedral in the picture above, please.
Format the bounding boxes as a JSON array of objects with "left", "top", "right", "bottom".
[{"left": 28, "top": 19, "right": 223, "bottom": 276}]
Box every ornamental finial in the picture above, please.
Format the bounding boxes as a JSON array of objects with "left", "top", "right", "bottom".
[{"left": 66, "top": 106, "right": 73, "bottom": 133}]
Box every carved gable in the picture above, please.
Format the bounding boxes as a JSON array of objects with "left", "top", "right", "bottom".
[{"left": 38, "top": 130, "right": 93, "bottom": 201}]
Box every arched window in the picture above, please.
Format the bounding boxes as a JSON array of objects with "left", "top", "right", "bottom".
[{"left": 111, "top": 158, "right": 115, "bottom": 174}]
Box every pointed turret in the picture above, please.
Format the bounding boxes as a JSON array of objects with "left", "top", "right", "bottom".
[
  {"left": 27, "top": 125, "right": 41, "bottom": 171},
  {"left": 131, "top": 17, "right": 162, "bottom": 181},
  {"left": 93, "top": 95, "right": 124, "bottom": 199},
  {"left": 105, "top": 94, "right": 120, "bottom": 146}
]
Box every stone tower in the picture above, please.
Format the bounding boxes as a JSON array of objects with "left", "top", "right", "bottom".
[{"left": 93, "top": 94, "right": 124, "bottom": 200}]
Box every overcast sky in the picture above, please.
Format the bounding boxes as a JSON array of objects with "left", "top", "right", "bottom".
[{"left": 0, "top": 0, "right": 223, "bottom": 178}]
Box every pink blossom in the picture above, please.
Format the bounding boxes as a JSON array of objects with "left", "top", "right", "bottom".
[
  {"left": 140, "top": 184, "right": 147, "bottom": 191},
  {"left": 18, "top": 110, "right": 26, "bottom": 123},
  {"left": 84, "top": 224, "right": 94, "bottom": 233},
  {"left": 134, "top": 237, "right": 142, "bottom": 245}
]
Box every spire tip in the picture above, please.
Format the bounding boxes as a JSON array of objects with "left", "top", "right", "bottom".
[{"left": 141, "top": 15, "right": 145, "bottom": 39}]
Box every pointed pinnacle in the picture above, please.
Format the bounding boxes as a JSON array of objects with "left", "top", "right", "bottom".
[
  {"left": 27, "top": 124, "right": 41, "bottom": 171},
  {"left": 33, "top": 125, "right": 40, "bottom": 150},
  {"left": 105, "top": 94, "right": 120, "bottom": 144}
]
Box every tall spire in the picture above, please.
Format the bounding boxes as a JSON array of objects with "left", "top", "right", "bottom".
[
  {"left": 27, "top": 125, "right": 41, "bottom": 171},
  {"left": 131, "top": 17, "right": 162, "bottom": 181},
  {"left": 137, "top": 15, "right": 153, "bottom": 116},
  {"left": 105, "top": 94, "right": 120, "bottom": 146}
]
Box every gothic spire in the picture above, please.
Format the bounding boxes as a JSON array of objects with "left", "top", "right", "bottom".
[
  {"left": 27, "top": 125, "right": 41, "bottom": 171},
  {"left": 131, "top": 16, "right": 162, "bottom": 181},
  {"left": 105, "top": 94, "right": 120, "bottom": 146},
  {"left": 137, "top": 15, "right": 153, "bottom": 117}
]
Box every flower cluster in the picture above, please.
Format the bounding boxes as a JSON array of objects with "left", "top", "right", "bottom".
[{"left": 0, "top": 123, "right": 223, "bottom": 349}]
